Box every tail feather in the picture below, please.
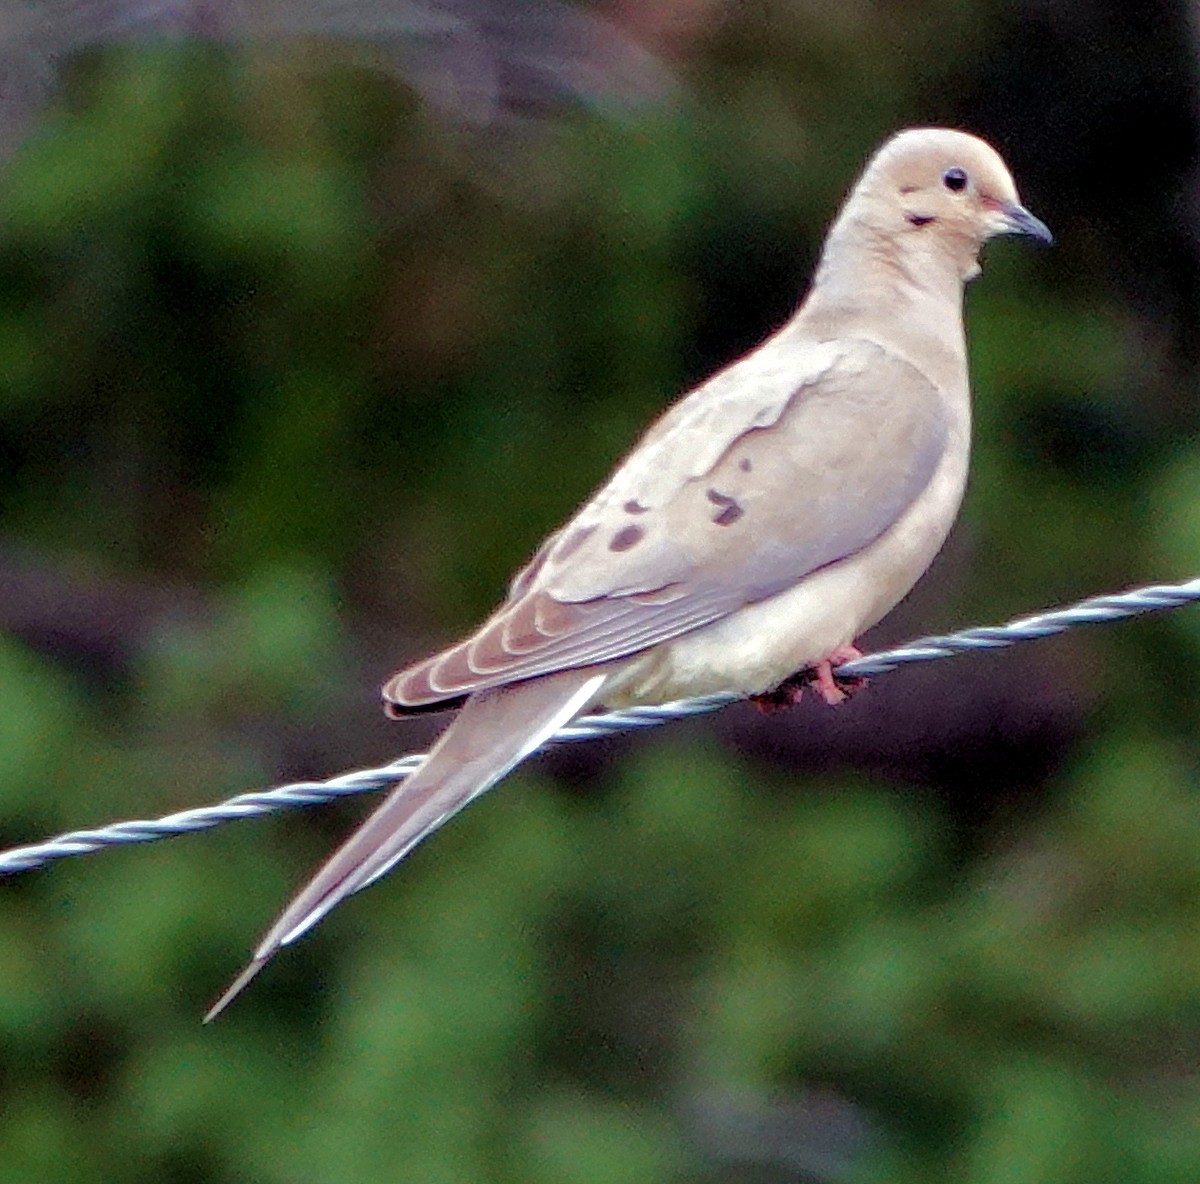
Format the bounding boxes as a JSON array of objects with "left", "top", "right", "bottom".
[{"left": 204, "top": 667, "right": 606, "bottom": 1021}]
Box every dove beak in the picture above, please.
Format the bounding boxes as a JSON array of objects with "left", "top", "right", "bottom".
[{"left": 992, "top": 199, "right": 1053, "bottom": 245}]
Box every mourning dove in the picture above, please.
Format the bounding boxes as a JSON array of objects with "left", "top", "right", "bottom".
[{"left": 206, "top": 127, "right": 1050, "bottom": 1019}]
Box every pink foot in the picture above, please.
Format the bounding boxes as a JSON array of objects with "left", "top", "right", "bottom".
[
  {"left": 809, "top": 644, "right": 867, "bottom": 706},
  {"left": 752, "top": 644, "right": 867, "bottom": 712}
]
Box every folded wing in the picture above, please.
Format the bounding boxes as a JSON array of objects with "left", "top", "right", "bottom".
[{"left": 385, "top": 336, "right": 950, "bottom": 710}]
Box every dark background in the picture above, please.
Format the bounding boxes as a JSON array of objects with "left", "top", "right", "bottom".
[{"left": 2, "top": 1, "right": 1199, "bottom": 1181}]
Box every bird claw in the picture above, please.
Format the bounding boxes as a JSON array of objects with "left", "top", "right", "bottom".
[
  {"left": 808, "top": 643, "right": 868, "bottom": 705},
  {"left": 750, "top": 645, "right": 867, "bottom": 712}
]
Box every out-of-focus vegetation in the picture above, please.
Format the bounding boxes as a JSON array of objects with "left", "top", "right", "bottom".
[{"left": 2, "top": 2, "right": 1200, "bottom": 1181}]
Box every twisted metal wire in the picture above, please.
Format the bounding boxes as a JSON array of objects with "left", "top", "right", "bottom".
[{"left": 3, "top": 575, "right": 1198, "bottom": 877}]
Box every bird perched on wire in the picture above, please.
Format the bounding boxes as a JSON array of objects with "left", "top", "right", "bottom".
[{"left": 206, "top": 126, "right": 1051, "bottom": 1020}]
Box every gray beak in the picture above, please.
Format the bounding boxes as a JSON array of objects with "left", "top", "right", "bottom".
[{"left": 1000, "top": 201, "right": 1053, "bottom": 245}]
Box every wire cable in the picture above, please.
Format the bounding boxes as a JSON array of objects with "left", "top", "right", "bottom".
[{"left": 2, "top": 575, "right": 1196, "bottom": 877}]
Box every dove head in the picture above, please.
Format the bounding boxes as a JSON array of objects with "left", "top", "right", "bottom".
[{"left": 825, "top": 127, "right": 1051, "bottom": 287}]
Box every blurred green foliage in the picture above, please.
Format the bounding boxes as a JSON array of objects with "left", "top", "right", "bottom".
[{"left": 1, "top": 7, "right": 1199, "bottom": 1183}]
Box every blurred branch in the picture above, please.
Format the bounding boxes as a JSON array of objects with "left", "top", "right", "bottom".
[
  {"left": 2, "top": 573, "right": 1198, "bottom": 876},
  {"left": 0, "top": 0, "right": 678, "bottom": 162}
]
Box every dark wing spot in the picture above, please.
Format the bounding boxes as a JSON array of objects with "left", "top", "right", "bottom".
[
  {"left": 907, "top": 213, "right": 935, "bottom": 227},
  {"left": 738, "top": 457, "right": 752, "bottom": 472},
  {"left": 623, "top": 499, "right": 648, "bottom": 514},
  {"left": 609, "top": 524, "right": 645, "bottom": 552},
  {"left": 706, "top": 488, "right": 744, "bottom": 526},
  {"left": 554, "top": 524, "right": 597, "bottom": 561}
]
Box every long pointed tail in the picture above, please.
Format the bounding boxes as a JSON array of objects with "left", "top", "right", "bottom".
[{"left": 205, "top": 667, "right": 606, "bottom": 1021}]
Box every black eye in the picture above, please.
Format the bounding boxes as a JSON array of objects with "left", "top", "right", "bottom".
[{"left": 943, "top": 167, "right": 968, "bottom": 192}]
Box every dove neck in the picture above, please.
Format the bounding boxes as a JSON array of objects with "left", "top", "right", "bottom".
[{"left": 800, "top": 214, "right": 970, "bottom": 351}]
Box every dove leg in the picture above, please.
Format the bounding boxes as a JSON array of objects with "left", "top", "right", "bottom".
[
  {"left": 806, "top": 644, "right": 867, "bottom": 705},
  {"left": 749, "top": 644, "right": 866, "bottom": 712}
]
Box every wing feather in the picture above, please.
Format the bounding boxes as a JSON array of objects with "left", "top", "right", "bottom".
[{"left": 385, "top": 336, "right": 951, "bottom": 711}]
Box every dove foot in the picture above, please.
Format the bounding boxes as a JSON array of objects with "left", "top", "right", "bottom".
[
  {"left": 807, "top": 644, "right": 867, "bottom": 705},
  {"left": 750, "top": 644, "right": 867, "bottom": 712}
]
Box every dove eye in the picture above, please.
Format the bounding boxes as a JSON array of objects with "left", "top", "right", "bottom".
[{"left": 943, "top": 168, "right": 968, "bottom": 192}]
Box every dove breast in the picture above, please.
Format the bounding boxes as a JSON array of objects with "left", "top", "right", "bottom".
[{"left": 598, "top": 338, "right": 972, "bottom": 706}]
